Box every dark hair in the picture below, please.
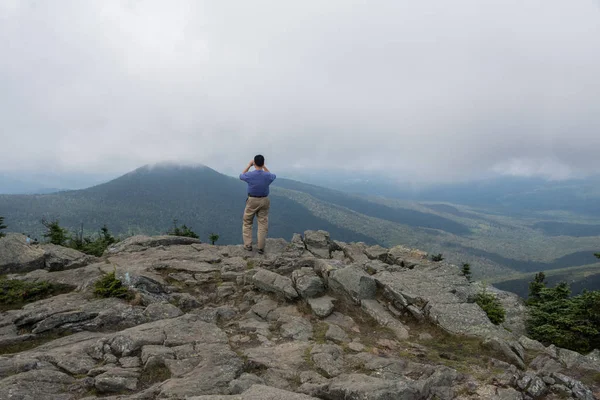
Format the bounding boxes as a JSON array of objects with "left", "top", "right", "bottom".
[{"left": 254, "top": 154, "right": 265, "bottom": 167}]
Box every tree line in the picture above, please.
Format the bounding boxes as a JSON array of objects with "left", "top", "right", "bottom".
[{"left": 0, "top": 216, "right": 220, "bottom": 255}]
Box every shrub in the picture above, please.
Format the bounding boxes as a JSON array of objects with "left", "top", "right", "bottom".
[
  {"left": 0, "top": 216, "right": 6, "bottom": 238},
  {"left": 430, "top": 253, "right": 444, "bottom": 262},
  {"left": 0, "top": 277, "right": 74, "bottom": 311},
  {"left": 209, "top": 233, "right": 220, "bottom": 245},
  {"left": 71, "top": 225, "right": 117, "bottom": 256},
  {"left": 94, "top": 269, "right": 133, "bottom": 300},
  {"left": 167, "top": 220, "right": 199, "bottom": 239},
  {"left": 461, "top": 263, "right": 472, "bottom": 281},
  {"left": 475, "top": 289, "right": 506, "bottom": 325},
  {"left": 595, "top": 252, "right": 600, "bottom": 260},
  {"left": 42, "top": 219, "right": 69, "bottom": 246},
  {"left": 526, "top": 273, "right": 600, "bottom": 352}
]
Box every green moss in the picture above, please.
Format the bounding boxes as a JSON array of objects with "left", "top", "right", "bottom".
[
  {"left": 246, "top": 260, "right": 255, "bottom": 270},
  {"left": 303, "top": 346, "right": 314, "bottom": 368},
  {"left": 139, "top": 363, "right": 172, "bottom": 388},
  {"left": 312, "top": 322, "right": 329, "bottom": 344},
  {"left": 0, "top": 278, "right": 75, "bottom": 311},
  {"left": 0, "top": 331, "right": 72, "bottom": 355}
]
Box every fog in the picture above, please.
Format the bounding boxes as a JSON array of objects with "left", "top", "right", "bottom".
[{"left": 1, "top": 0, "right": 600, "bottom": 183}]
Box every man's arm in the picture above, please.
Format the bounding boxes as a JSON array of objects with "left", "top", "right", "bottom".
[
  {"left": 240, "top": 160, "right": 254, "bottom": 180},
  {"left": 263, "top": 165, "right": 276, "bottom": 181}
]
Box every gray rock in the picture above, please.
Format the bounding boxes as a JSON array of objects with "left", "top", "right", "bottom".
[
  {"left": 307, "top": 296, "right": 335, "bottom": 318},
  {"left": 0, "top": 369, "right": 76, "bottom": 400},
  {"left": 292, "top": 267, "right": 325, "bottom": 298},
  {"left": 361, "top": 299, "right": 409, "bottom": 340},
  {"left": 303, "top": 230, "right": 331, "bottom": 259},
  {"left": 482, "top": 338, "right": 526, "bottom": 370},
  {"left": 314, "top": 373, "right": 420, "bottom": 400},
  {"left": 251, "top": 268, "right": 299, "bottom": 300},
  {"left": 529, "top": 354, "right": 563, "bottom": 374},
  {"left": 280, "top": 316, "right": 313, "bottom": 341},
  {"left": 228, "top": 373, "right": 265, "bottom": 395},
  {"left": 94, "top": 368, "right": 139, "bottom": 393},
  {"left": 141, "top": 345, "right": 175, "bottom": 366},
  {"left": 119, "top": 357, "right": 141, "bottom": 368},
  {"left": 249, "top": 298, "right": 279, "bottom": 320},
  {"left": 106, "top": 235, "right": 202, "bottom": 254},
  {"left": 329, "top": 265, "right": 377, "bottom": 304},
  {"left": 0, "top": 233, "right": 46, "bottom": 274},
  {"left": 143, "top": 302, "right": 183, "bottom": 320},
  {"left": 190, "top": 384, "right": 320, "bottom": 399},
  {"left": 244, "top": 342, "right": 311, "bottom": 371},
  {"left": 348, "top": 341, "right": 365, "bottom": 352},
  {"left": 525, "top": 375, "right": 547, "bottom": 398},
  {"left": 42, "top": 243, "right": 97, "bottom": 271},
  {"left": 364, "top": 245, "right": 389, "bottom": 261},
  {"left": 325, "top": 323, "right": 349, "bottom": 344},
  {"left": 334, "top": 241, "right": 370, "bottom": 264},
  {"left": 518, "top": 335, "right": 547, "bottom": 353},
  {"left": 310, "top": 344, "right": 345, "bottom": 377},
  {"left": 571, "top": 381, "right": 595, "bottom": 400}
]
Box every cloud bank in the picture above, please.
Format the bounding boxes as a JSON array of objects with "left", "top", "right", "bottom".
[{"left": 1, "top": 0, "right": 599, "bottom": 182}]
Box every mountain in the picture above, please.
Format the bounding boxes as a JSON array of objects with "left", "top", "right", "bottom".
[
  {"left": 0, "top": 171, "right": 115, "bottom": 194},
  {"left": 0, "top": 164, "right": 377, "bottom": 245},
  {"left": 288, "top": 172, "right": 600, "bottom": 218},
  {"left": 1, "top": 163, "right": 599, "bottom": 294}
]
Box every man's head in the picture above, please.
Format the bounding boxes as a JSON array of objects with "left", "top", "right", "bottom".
[{"left": 254, "top": 154, "right": 265, "bottom": 167}]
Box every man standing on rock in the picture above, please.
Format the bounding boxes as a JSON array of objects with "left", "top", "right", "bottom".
[{"left": 240, "top": 155, "right": 276, "bottom": 254}]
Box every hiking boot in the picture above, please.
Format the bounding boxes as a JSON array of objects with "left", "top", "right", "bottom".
[
  {"left": 244, "top": 245, "right": 253, "bottom": 252},
  {"left": 258, "top": 249, "right": 264, "bottom": 255}
]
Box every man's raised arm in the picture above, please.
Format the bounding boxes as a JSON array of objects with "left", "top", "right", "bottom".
[
  {"left": 263, "top": 165, "right": 276, "bottom": 181},
  {"left": 240, "top": 160, "right": 254, "bottom": 180}
]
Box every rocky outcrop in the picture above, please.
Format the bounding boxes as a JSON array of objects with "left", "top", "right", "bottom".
[
  {"left": 0, "top": 231, "right": 598, "bottom": 400},
  {"left": 0, "top": 233, "right": 46, "bottom": 273},
  {"left": 105, "top": 234, "right": 202, "bottom": 254},
  {"left": 0, "top": 233, "right": 97, "bottom": 274}
]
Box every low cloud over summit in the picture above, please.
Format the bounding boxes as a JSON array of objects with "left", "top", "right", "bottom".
[{"left": 1, "top": 0, "right": 599, "bottom": 182}]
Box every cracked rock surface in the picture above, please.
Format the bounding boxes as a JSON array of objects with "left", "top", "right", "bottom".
[{"left": 0, "top": 231, "right": 598, "bottom": 400}]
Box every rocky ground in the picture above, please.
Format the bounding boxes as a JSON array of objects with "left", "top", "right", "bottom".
[{"left": 0, "top": 231, "right": 599, "bottom": 400}]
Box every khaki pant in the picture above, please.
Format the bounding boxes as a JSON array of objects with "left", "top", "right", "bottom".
[{"left": 243, "top": 196, "right": 270, "bottom": 250}]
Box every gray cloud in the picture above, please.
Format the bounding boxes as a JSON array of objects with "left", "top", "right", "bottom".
[{"left": 1, "top": 0, "right": 600, "bottom": 182}]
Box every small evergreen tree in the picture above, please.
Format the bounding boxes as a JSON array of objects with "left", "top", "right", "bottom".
[
  {"left": 461, "top": 263, "right": 472, "bottom": 281},
  {"left": 430, "top": 253, "right": 444, "bottom": 262},
  {"left": 209, "top": 233, "right": 220, "bottom": 245},
  {"left": 527, "top": 272, "right": 546, "bottom": 305},
  {"left": 0, "top": 216, "right": 6, "bottom": 238},
  {"left": 42, "top": 219, "right": 68, "bottom": 246},
  {"left": 595, "top": 252, "right": 600, "bottom": 260},
  {"left": 167, "top": 220, "right": 199, "bottom": 239},
  {"left": 475, "top": 289, "right": 506, "bottom": 325},
  {"left": 101, "top": 224, "right": 116, "bottom": 245}
]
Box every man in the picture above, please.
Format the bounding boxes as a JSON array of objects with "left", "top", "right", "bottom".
[{"left": 239, "top": 155, "right": 276, "bottom": 254}]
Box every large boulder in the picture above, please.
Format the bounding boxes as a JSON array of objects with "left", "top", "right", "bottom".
[
  {"left": 291, "top": 267, "right": 325, "bottom": 298},
  {"left": 0, "top": 234, "right": 46, "bottom": 274},
  {"left": 41, "top": 243, "right": 97, "bottom": 271},
  {"left": 251, "top": 268, "right": 299, "bottom": 300},
  {"left": 303, "top": 230, "right": 331, "bottom": 259},
  {"left": 329, "top": 265, "right": 377, "bottom": 304}
]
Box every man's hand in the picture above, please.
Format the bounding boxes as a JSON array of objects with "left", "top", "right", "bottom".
[{"left": 242, "top": 160, "right": 254, "bottom": 175}]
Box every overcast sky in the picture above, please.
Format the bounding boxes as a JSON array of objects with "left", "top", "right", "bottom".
[{"left": 1, "top": 0, "right": 600, "bottom": 183}]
